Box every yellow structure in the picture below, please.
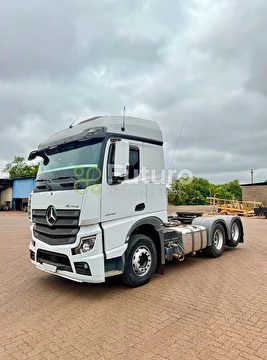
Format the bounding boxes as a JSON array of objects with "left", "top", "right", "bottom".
[{"left": 206, "top": 197, "right": 262, "bottom": 216}]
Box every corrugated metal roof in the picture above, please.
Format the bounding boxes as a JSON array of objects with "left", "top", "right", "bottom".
[
  {"left": 241, "top": 182, "right": 267, "bottom": 187},
  {"left": 0, "top": 179, "right": 12, "bottom": 190}
]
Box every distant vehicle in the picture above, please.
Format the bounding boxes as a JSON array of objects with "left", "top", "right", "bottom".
[
  {"left": 0, "top": 201, "right": 11, "bottom": 211},
  {"left": 254, "top": 207, "right": 267, "bottom": 218}
]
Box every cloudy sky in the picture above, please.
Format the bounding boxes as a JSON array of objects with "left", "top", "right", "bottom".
[{"left": 1, "top": 0, "right": 267, "bottom": 184}]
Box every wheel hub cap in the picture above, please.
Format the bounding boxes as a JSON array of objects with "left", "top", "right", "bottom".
[
  {"left": 232, "top": 223, "right": 239, "bottom": 241},
  {"left": 132, "top": 245, "right": 152, "bottom": 277},
  {"left": 214, "top": 229, "right": 223, "bottom": 249}
]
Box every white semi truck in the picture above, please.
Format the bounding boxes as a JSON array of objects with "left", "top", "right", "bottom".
[{"left": 28, "top": 116, "right": 244, "bottom": 287}]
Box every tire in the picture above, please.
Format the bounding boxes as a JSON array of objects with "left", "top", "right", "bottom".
[
  {"left": 122, "top": 234, "right": 157, "bottom": 287},
  {"left": 227, "top": 220, "right": 242, "bottom": 247},
  {"left": 205, "top": 223, "right": 226, "bottom": 258}
]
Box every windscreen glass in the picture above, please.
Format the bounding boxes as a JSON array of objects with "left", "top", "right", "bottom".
[{"left": 34, "top": 138, "right": 104, "bottom": 192}]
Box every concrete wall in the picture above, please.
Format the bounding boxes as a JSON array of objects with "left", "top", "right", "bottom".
[
  {"left": 0, "top": 187, "right": 12, "bottom": 204},
  {"left": 242, "top": 185, "right": 267, "bottom": 206}
]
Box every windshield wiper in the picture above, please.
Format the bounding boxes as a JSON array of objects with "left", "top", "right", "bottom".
[
  {"left": 35, "top": 179, "right": 52, "bottom": 190},
  {"left": 52, "top": 176, "right": 79, "bottom": 188},
  {"left": 52, "top": 176, "right": 78, "bottom": 181}
]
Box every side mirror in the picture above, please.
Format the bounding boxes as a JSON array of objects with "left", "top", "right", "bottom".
[
  {"left": 28, "top": 150, "right": 50, "bottom": 165},
  {"left": 28, "top": 150, "right": 37, "bottom": 161},
  {"left": 114, "top": 140, "right": 129, "bottom": 179}
]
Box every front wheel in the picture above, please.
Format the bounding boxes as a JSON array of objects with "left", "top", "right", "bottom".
[
  {"left": 205, "top": 223, "right": 226, "bottom": 258},
  {"left": 122, "top": 234, "right": 157, "bottom": 287}
]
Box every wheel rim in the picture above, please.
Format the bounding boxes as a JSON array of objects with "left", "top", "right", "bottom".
[
  {"left": 132, "top": 245, "right": 152, "bottom": 277},
  {"left": 214, "top": 229, "right": 224, "bottom": 250},
  {"left": 231, "top": 223, "right": 239, "bottom": 241}
]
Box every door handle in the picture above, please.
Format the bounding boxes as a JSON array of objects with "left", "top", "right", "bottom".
[{"left": 135, "top": 203, "right": 145, "bottom": 211}]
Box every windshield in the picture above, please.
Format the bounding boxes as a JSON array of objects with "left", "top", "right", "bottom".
[{"left": 35, "top": 138, "right": 104, "bottom": 192}]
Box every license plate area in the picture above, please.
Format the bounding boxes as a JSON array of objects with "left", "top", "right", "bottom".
[
  {"left": 42, "top": 262, "right": 57, "bottom": 273},
  {"left": 37, "top": 249, "right": 73, "bottom": 272}
]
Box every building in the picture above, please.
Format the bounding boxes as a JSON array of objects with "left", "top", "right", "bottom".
[
  {"left": 0, "top": 179, "right": 13, "bottom": 205},
  {"left": 241, "top": 182, "right": 267, "bottom": 206},
  {"left": 12, "top": 178, "right": 36, "bottom": 210},
  {"left": 0, "top": 178, "right": 35, "bottom": 210}
]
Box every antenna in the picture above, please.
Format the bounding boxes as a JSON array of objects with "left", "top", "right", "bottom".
[
  {"left": 168, "top": 118, "right": 187, "bottom": 169},
  {"left": 69, "top": 117, "right": 78, "bottom": 129},
  {"left": 121, "top": 106, "right": 126, "bottom": 131}
]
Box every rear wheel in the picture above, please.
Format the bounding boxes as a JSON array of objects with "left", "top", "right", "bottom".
[
  {"left": 122, "top": 234, "right": 157, "bottom": 287},
  {"left": 227, "top": 220, "right": 242, "bottom": 247},
  {"left": 205, "top": 223, "right": 226, "bottom": 257}
]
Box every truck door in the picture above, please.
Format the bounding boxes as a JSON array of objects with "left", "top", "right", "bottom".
[{"left": 101, "top": 139, "right": 146, "bottom": 255}]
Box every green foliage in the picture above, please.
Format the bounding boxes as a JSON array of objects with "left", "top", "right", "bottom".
[
  {"left": 225, "top": 179, "right": 242, "bottom": 199},
  {"left": 4, "top": 156, "right": 39, "bottom": 179},
  {"left": 168, "top": 181, "right": 188, "bottom": 205},
  {"left": 191, "top": 190, "right": 204, "bottom": 205},
  {"left": 168, "top": 177, "right": 242, "bottom": 205}
]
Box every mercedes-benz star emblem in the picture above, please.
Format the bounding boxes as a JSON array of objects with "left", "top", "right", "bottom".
[{"left": 46, "top": 206, "right": 57, "bottom": 226}]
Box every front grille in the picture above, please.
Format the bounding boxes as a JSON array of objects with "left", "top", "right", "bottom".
[
  {"left": 37, "top": 249, "right": 73, "bottom": 272},
  {"left": 33, "top": 209, "right": 80, "bottom": 245}
]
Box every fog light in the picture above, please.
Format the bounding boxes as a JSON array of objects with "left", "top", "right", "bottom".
[{"left": 74, "top": 262, "right": 91, "bottom": 275}]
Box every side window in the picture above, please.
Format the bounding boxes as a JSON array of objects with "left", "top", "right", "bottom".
[
  {"left": 107, "top": 144, "right": 115, "bottom": 184},
  {"left": 129, "top": 146, "right": 140, "bottom": 179},
  {"left": 107, "top": 143, "right": 140, "bottom": 183}
]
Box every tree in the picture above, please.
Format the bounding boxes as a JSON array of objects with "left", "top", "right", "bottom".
[
  {"left": 209, "top": 183, "right": 218, "bottom": 198},
  {"left": 4, "top": 156, "right": 39, "bottom": 179},
  {"left": 225, "top": 180, "right": 242, "bottom": 200},
  {"left": 168, "top": 176, "right": 243, "bottom": 205},
  {"left": 168, "top": 181, "right": 188, "bottom": 205},
  {"left": 191, "top": 190, "right": 204, "bottom": 205},
  {"left": 186, "top": 177, "right": 210, "bottom": 204},
  {"left": 215, "top": 186, "right": 232, "bottom": 200}
]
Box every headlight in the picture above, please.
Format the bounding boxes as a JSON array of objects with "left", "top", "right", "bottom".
[{"left": 73, "top": 236, "right": 96, "bottom": 255}]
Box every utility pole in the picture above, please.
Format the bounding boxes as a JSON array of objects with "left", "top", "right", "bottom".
[{"left": 250, "top": 169, "right": 254, "bottom": 184}]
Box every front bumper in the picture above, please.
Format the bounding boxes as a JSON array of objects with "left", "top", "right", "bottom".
[{"left": 29, "top": 237, "right": 105, "bottom": 284}]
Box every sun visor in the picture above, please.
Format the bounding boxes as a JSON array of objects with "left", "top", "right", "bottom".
[{"left": 37, "top": 126, "right": 107, "bottom": 152}]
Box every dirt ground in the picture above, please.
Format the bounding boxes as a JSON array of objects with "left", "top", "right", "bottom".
[{"left": 0, "top": 210, "right": 267, "bottom": 360}]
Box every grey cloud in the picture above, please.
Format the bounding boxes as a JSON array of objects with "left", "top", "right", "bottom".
[
  {"left": 0, "top": 0, "right": 165, "bottom": 81},
  {"left": 1, "top": 0, "right": 267, "bottom": 184},
  {"left": 191, "top": 0, "right": 267, "bottom": 97},
  {"left": 0, "top": 0, "right": 80, "bottom": 79}
]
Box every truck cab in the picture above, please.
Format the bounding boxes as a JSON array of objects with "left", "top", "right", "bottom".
[{"left": 29, "top": 116, "right": 168, "bottom": 286}]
